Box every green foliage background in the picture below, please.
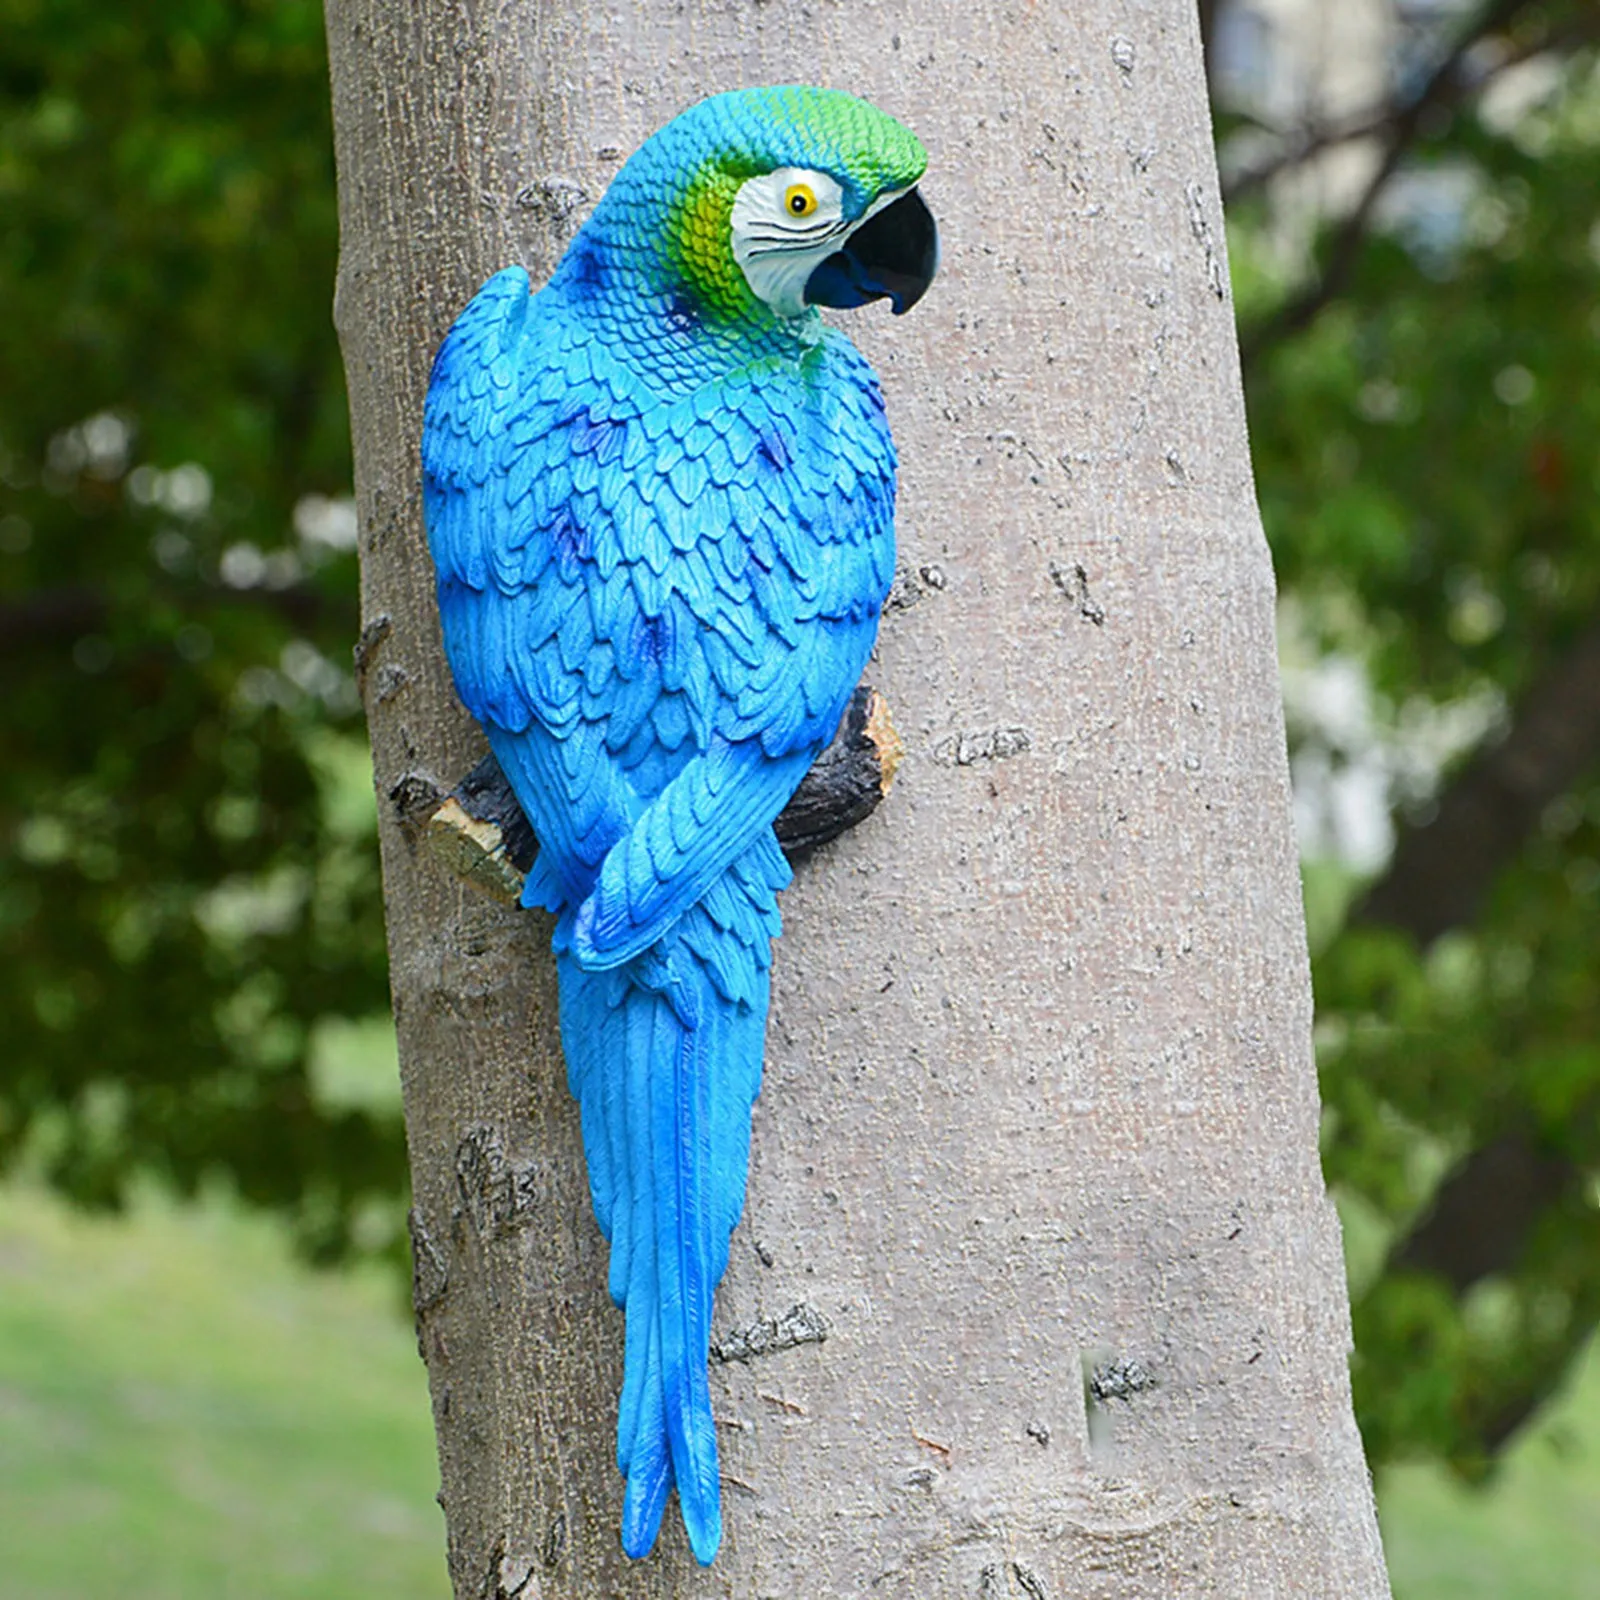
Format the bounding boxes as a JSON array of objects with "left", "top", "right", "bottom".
[
  {"left": 0, "top": 0, "right": 399, "bottom": 1261},
  {"left": 1227, "top": 26, "right": 1600, "bottom": 1475},
  {"left": 1, "top": 0, "right": 1596, "bottom": 1514}
]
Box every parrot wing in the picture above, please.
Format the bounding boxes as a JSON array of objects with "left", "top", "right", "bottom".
[{"left": 422, "top": 265, "right": 897, "bottom": 906}]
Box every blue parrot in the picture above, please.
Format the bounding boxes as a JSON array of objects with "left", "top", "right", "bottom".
[{"left": 420, "top": 85, "right": 936, "bottom": 1565}]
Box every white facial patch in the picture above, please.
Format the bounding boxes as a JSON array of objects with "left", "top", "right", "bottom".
[{"left": 730, "top": 167, "right": 851, "bottom": 318}]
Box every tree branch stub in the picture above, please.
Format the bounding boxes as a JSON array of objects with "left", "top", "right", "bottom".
[{"left": 421, "top": 685, "right": 905, "bottom": 905}]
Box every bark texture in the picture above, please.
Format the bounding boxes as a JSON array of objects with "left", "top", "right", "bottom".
[{"left": 324, "top": 3, "right": 1392, "bottom": 1595}]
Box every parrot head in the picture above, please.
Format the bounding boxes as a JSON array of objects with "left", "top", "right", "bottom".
[{"left": 558, "top": 86, "right": 937, "bottom": 330}]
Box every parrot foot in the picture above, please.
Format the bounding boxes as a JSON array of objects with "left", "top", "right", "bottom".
[{"left": 418, "top": 685, "right": 904, "bottom": 907}]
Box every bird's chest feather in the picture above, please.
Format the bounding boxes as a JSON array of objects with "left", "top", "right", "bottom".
[{"left": 482, "top": 311, "right": 897, "bottom": 796}]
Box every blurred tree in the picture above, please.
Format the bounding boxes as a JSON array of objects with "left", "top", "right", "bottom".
[
  {"left": 0, "top": 0, "right": 399, "bottom": 1261},
  {"left": 1213, "top": 0, "right": 1600, "bottom": 1474}
]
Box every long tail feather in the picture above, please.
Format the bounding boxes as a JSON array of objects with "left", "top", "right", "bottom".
[
  {"left": 555, "top": 864, "right": 778, "bottom": 1566},
  {"left": 655, "top": 980, "right": 721, "bottom": 1560},
  {"left": 620, "top": 1324, "right": 670, "bottom": 1557}
]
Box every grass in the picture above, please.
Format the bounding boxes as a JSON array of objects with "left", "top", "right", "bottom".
[
  {"left": 0, "top": 1177, "right": 1596, "bottom": 1597},
  {"left": 1380, "top": 1334, "right": 1600, "bottom": 1599},
  {"left": 0, "top": 1182, "right": 448, "bottom": 1600}
]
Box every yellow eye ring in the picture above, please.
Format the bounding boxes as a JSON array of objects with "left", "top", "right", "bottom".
[{"left": 784, "top": 182, "right": 818, "bottom": 218}]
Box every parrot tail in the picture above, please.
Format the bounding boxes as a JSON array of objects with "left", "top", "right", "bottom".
[{"left": 554, "top": 867, "right": 777, "bottom": 1568}]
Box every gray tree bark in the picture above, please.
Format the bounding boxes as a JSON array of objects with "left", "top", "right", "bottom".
[{"left": 324, "top": 3, "right": 1392, "bottom": 1595}]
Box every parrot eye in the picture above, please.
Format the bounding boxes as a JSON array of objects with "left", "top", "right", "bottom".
[{"left": 730, "top": 167, "right": 849, "bottom": 316}]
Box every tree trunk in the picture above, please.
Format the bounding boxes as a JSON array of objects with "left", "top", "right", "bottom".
[{"left": 324, "top": 3, "right": 1392, "bottom": 1595}]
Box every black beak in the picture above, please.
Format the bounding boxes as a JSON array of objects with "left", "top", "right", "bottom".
[{"left": 804, "top": 187, "right": 939, "bottom": 316}]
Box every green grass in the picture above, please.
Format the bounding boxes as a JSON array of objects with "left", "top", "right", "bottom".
[
  {"left": 1, "top": 1177, "right": 1597, "bottom": 1597},
  {"left": 1380, "top": 1333, "right": 1600, "bottom": 1599},
  {"left": 0, "top": 1182, "right": 448, "bottom": 1600}
]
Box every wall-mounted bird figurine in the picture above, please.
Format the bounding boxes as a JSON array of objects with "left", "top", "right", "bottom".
[{"left": 420, "top": 85, "right": 936, "bottom": 1566}]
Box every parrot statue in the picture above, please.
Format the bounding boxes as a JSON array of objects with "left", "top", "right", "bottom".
[{"left": 420, "top": 85, "right": 936, "bottom": 1565}]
